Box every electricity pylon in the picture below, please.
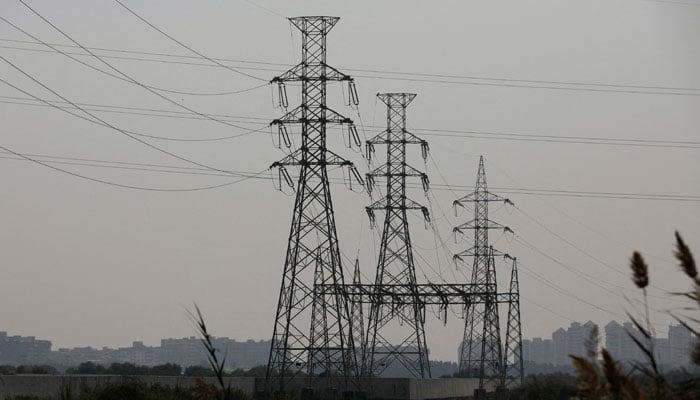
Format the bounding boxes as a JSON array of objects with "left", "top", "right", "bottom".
[
  {"left": 266, "top": 16, "right": 363, "bottom": 393},
  {"left": 503, "top": 256, "right": 524, "bottom": 388},
  {"left": 453, "top": 156, "right": 511, "bottom": 393},
  {"left": 350, "top": 260, "right": 366, "bottom": 375},
  {"left": 364, "top": 93, "right": 431, "bottom": 378}
]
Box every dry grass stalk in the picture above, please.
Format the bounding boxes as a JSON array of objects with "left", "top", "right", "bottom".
[
  {"left": 602, "top": 349, "right": 648, "bottom": 400},
  {"left": 674, "top": 231, "right": 697, "bottom": 279},
  {"left": 571, "top": 232, "right": 700, "bottom": 399},
  {"left": 630, "top": 252, "right": 649, "bottom": 289},
  {"left": 571, "top": 355, "right": 604, "bottom": 399},
  {"left": 193, "top": 378, "right": 217, "bottom": 400},
  {"left": 601, "top": 349, "right": 624, "bottom": 396}
]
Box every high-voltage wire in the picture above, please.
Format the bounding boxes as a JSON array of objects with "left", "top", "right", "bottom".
[
  {"left": 111, "top": 0, "right": 267, "bottom": 82},
  {"left": 5, "top": 93, "right": 699, "bottom": 149},
  {"left": 4, "top": 36, "right": 700, "bottom": 96},
  {"left": 0, "top": 66, "right": 250, "bottom": 175},
  {"left": 0, "top": 17, "right": 268, "bottom": 97},
  {"left": 2, "top": 148, "right": 699, "bottom": 202},
  {"left": 14, "top": 1, "right": 271, "bottom": 131},
  {"left": 0, "top": 144, "right": 265, "bottom": 191}
]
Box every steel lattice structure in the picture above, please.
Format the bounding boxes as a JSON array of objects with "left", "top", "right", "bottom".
[
  {"left": 364, "top": 93, "right": 431, "bottom": 378},
  {"left": 266, "top": 16, "right": 362, "bottom": 393},
  {"left": 454, "top": 156, "right": 514, "bottom": 392},
  {"left": 350, "top": 260, "right": 366, "bottom": 376},
  {"left": 503, "top": 257, "right": 524, "bottom": 388}
]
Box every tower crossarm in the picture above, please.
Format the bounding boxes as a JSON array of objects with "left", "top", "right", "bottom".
[
  {"left": 270, "top": 149, "right": 357, "bottom": 168},
  {"left": 366, "top": 129, "right": 427, "bottom": 146},
  {"left": 367, "top": 163, "right": 428, "bottom": 179},
  {"left": 453, "top": 219, "right": 511, "bottom": 233},
  {"left": 271, "top": 105, "right": 354, "bottom": 126},
  {"left": 453, "top": 191, "right": 511, "bottom": 207},
  {"left": 453, "top": 246, "right": 508, "bottom": 260},
  {"left": 272, "top": 62, "right": 352, "bottom": 83}
]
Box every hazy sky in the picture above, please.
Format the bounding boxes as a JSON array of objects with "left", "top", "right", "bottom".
[{"left": 0, "top": 0, "right": 698, "bottom": 362}]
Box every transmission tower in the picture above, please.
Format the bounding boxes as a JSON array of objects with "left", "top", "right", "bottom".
[
  {"left": 350, "top": 260, "right": 366, "bottom": 375},
  {"left": 364, "top": 93, "right": 431, "bottom": 378},
  {"left": 266, "top": 16, "right": 363, "bottom": 393},
  {"left": 453, "top": 156, "right": 512, "bottom": 393},
  {"left": 503, "top": 256, "right": 524, "bottom": 388}
]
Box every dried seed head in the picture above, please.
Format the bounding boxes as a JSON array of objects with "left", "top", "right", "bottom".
[
  {"left": 630, "top": 251, "right": 649, "bottom": 289},
  {"left": 602, "top": 348, "right": 624, "bottom": 389},
  {"left": 674, "top": 231, "right": 697, "bottom": 279},
  {"left": 571, "top": 355, "right": 602, "bottom": 396}
]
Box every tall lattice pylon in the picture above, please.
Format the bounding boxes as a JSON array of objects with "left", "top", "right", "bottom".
[
  {"left": 503, "top": 256, "right": 524, "bottom": 388},
  {"left": 453, "top": 156, "right": 510, "bottom": 392},
  {"left": 364, "top": 93, "right": 431, "bottom": 378},
  {"left": 266, "top": 16, "right": 362, "bottom": 393},
  {"left": 350, "top": 260, "right": 366, "bottom": 374}
]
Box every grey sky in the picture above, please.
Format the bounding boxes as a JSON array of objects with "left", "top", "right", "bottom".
[{"left": 0, "top": 0, "right": 698, "bottom": 362}]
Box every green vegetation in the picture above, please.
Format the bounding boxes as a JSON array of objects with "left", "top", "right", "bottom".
[
  {"left": 64, "top": 362, "right": 182, "bottom": 376},
  {"left": 508, "top": 373, "right": 578, "bottom": 400},
  {"left": 0, "top": 365, "right": 58, "bottom": 375}
]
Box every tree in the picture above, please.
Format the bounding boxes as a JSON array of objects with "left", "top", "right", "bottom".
[
  {"left": 184, "top": 365, "right": 214, "bottom": 377},
  {"left": 150, "top": 363, "right": 183, "bottom": 376},
  {"left": 67, "top": 361, "right": 107, "bottom": 375}
]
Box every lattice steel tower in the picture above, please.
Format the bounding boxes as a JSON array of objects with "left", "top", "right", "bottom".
[
  {"left": 266, "top": 16, "right": 362, "bottom": 392},
  {"left": 364, "top": 93, "right": 431, "bottom": 378},
  {"left": 503, "top": 256, "right": 524, "bottom": 388},
  {"left": 454, "top": 156, "right": 509, "bottom": 391}
]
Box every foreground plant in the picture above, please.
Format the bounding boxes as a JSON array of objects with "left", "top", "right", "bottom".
[
  {"left": 570, "top": 231, "right": 700, "bottom": 400},
  {"left": 188, "top": 303, "right": 248, "bottom": 400}
]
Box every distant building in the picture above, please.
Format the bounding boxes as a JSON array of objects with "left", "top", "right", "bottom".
[
  {"left": 43, "top": 336, "right": 271, "bottom": 369},
  {"left": 522, "top": 321, "right": 698, "bottom": 372},
  {"left": 552, "top": 327, "right": 568, "bottom": 366},
  {"left": 668, "top": 324, "right": 693, "bottom": 368},
  {"left": 605, "top": 321, "right": 644, "bottom": 363},
  {"left": 0, "top": 331, "right": 52, "bottom": 365}
]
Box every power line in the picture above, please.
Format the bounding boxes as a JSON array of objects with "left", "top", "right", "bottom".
[
  {"left": 15, "top": 0, "right": 270, "bottom": 132},
  {"left": 3, "top": 36, "right": 700, "bottom": 96},
  {"left": 5, "top": 94, "right": 699, "bottom": 150},
  {"left": 0, "top": 17, "right": 268, "bottom": 97},
  {"left": 427, "top": 182, "right": 700, "bottom": 202},
  {"left": 483, "top": 158, "right": 680, "bottom": 264},
  {"left": 642, "top": 0, "right": 700, "bottom": 6},
  {"left": 0, "top": 42, "right": 285, "bottom": 74},
  {"left": 0, "top": 94, "right": 269, "bottom": 143},
  {"left": 2, "top": 146, "right": 699, "bottom": 203},
  {"left": 513, "top": 205, "right": 679, "bottom": 295},
  {"left": 351, "top": 74, "right": 700, "bottom": 97},
  {"left": 0, "top": 56, "right": 248, "bottom": 175},
  {"left": 0, "top": 98, "right": 267, "bottom": 131},
  {"left": 408, "top": 127, "right": 700, "bottom": 149},
  {"left": 0, "top": 151, "right": 257, "bottom": 178},
  {"left": 0, "top": 94, "right": 270, "bottom": 123},
  {"left": 112, "top": 0, "right": 267, "bottom": 82},
  {"left": 0, "top": 144, "right": 265, "bottom": 191},
  {"left": 517, "top": 259, "right": 671, "bottom": 332},
  {"left": 513, "top": 235, "right": 683, "bottom": 305},
  {"left": 0, "top": 76, "right": 267, "bottom": 143}
]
